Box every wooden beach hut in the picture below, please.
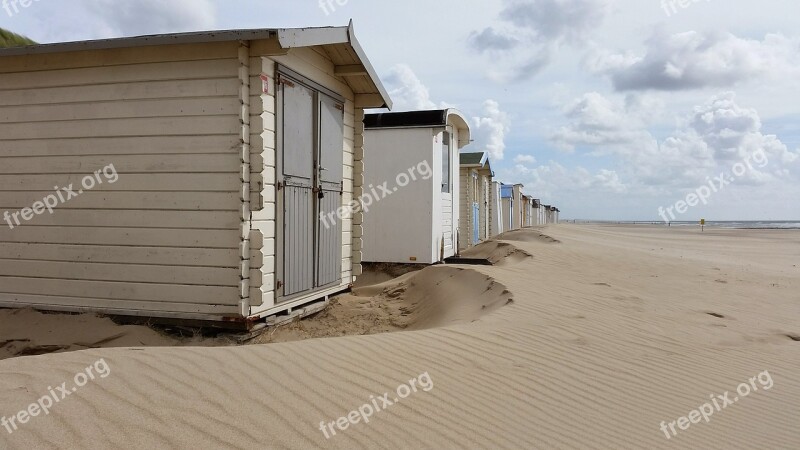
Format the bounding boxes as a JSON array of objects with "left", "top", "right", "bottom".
[
  {"left": 0, "top": 24, "right": 391, "bottom": 327},
  {"left": 459, "top": 151, "right": 493, "bottom": 251}
]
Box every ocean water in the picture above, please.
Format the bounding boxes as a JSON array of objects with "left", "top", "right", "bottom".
[
  {"left": 671, "top": 221, "right": 800, "bottom": 229},
  {"left": 575, "top": 221, "right": 800, "bottom": 229}
]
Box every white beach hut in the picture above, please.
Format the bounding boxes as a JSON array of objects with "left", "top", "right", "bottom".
[
  {"left": 521, "top": 194, "right": 533, "bottom": 227},
  {"left": 500, "top": 184, "right": 514, "bottom": 232},
  {"left": 0, "top": 24, "right": 391, "bottom": 327},
  {"left": 489, "top": 181, "right": 503, "bottom": 237},
  {"left": 459, "top": 151, "right": 493, "bottom": 251},
  {"left": 361, "top": 109, "right": 471, "bottom": 264},
  {"left": 512, "top": 184, "right": 524, "bottom": 230},
  {"left": 532, "top": 199, "right": 543, "bottom": 226}
]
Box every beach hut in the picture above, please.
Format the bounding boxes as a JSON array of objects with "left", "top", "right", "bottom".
[
  {"left": 521, "top": 194, "right": 533, "bottom": 227},
  {"left": 459, "top": 151, "right": 493, "bottom": 251},
  {"left": 544, "top": 205, "right": 555, "bottom": 225},
  {"left": 0, "top": 24, "right": 391, "bottom": 327},
  {"left": 500, "top": 184, "right": 514, "bottom": 232},
  {"left": 361, "top": 109, "right": 471, "bottom": 264},
  {"left": 512, "top": 184, "right": 525, "bottom": 230},
  {"left": 489, "top": 181, "right": 503, "bottom": 237},
  {"left": 532, "top": 199, "right": 543, "bottom": 226}
]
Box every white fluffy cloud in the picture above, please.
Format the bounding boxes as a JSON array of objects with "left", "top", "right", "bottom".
[
  {"left": 504, "top": 161, "right": 628, "bottom": 200},
  {"left": 514, "top": 154, "right": 537, "bottom": 164},
  {"left": 549, "top": 92, "right": 660, "bottom": 152},
  {"left": 471, "top": 100, "right": 511, "bottom": 161},
  {"left": 382, "top": 64, "right": 438, "bottom": 112},
  {"left": 380, "top": 66, "right": 511, "bottom": 161},
  {"left": 662, "top": 93, "right": 800, "bottom": 184},
  {"left": 549, "top": 91, "right": 800, "bottom": 190},
  {"left": 592, "top": 31, "right": 800, "bottom": 91}
]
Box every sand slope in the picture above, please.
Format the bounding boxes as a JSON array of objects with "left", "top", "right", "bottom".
[
  {"left": 254, "top": 265, "right": 513, "bottom": 344},
  {"left": 1, "top": 225, "right": 798, "bottom": 449}
]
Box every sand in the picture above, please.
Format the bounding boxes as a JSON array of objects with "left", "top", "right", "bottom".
[{"left": 0, "top": 224, "right": 798, "bottom": 449}]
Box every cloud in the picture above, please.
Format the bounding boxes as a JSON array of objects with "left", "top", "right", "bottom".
[
  {"left": 471, "top": 100, "right": 511, "bottom": 161},
  {"left": 548, "top": 91, "right": 800, "bottom": 189},
  {"left": 594, "top": 31, "right": 800, "bottom": 91},
  {"left": 84, "top": 0, "right": 216, "bottom": 37},
  {"left": 549, "top": 92, "right": 660, "bottom": 151},
  {"left": 382, "top": 64, "right": 438, "bottom": 111},
  {"left": 499, "top": 0, "right": 609, "bottom": 45},
  {"left": 379, "top": 67, "right": 511, "bottom": 161},
  {"left": 683, "top": 92, "right": 799, "bottom": 168},
  {"left": 506, "top": 161, "right": 628, "bottom": 198},
  {"left": 514, "top": 154, "right": 537, "bottom": 164},
  {"left": 470, "top": 0, "right": 611, "bottom": 81},
  {"left": 468, "top": 27, "right": 520, "bottom": 52}
]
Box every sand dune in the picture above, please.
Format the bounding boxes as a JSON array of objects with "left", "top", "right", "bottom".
[
  {"left": 255, "top": 266, "right": 513, "bottom": 344},
  {"left": 1, "top": 225, "right": 798, "bottom": 449}
]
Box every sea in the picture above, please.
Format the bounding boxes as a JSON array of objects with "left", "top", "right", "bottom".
[{"left": 574, "top": 221, "right": 800, "bottom": 229}]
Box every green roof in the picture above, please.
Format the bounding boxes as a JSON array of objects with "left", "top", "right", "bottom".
[
  {"left": 0, "top": 28, "right": 36, "bottom": 48},
  {"left": 460, "top": 152, "right": 486, "bottom": 166}
]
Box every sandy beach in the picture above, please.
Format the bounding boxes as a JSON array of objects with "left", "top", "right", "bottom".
[{"left": 1, "top": 224, "right": 798, "bottom": 449}]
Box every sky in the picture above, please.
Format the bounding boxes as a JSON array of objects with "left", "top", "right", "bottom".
[{"left": 2, "top": 0, "right": 799, "bottom": 221}]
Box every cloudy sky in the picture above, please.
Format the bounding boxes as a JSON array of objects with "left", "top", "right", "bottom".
[{"left": 3, "top": 0, "right": 799, "bottom": 220}]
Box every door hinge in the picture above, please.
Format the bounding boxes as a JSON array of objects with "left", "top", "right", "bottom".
[
  {"left": 277, "top": 181, "right": 284, "bottom": 191},
  {"left": 276, "top": 281, "right": 283, "bottom": 290}
]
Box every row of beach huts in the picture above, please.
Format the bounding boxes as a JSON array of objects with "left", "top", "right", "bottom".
[{"left": 0, "top": 23, "right": 558, "bottom": 328}]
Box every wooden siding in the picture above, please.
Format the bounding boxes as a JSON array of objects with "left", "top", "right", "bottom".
[
  {"left": 458, "top": 168, "right": 471, "bottom": 252},
  {"left": 0, "top": 45, "right": 244, "bottom": 316}
]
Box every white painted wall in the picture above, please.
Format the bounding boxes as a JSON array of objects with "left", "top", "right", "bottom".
[
  {"left": 490, "top": 181, "right": 503, "bottom": 237},
  {"left": 362, "top": 128, "right": 435, "bottom": 264}
]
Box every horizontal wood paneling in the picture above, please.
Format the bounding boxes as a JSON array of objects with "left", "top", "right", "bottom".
[
  {"left": 0, "top": 276, "right": 237, "bottom": 304},
  {"left": 0, "top": 78, "right": 240, "bottom": 107},
  {"left": 0, "top": 174, "right": 239, "bottom": 191},
  {"left": 0, "top": 243, "right": 239, "bottom": 267},
  {"left": 0, "top": 44, "right": 245, "bottom": 317},
  {"left": 0, "top": 294, "right": 240, "bottom": 315},
  {"left": 0, "top": 227, "right": 238, "bottom": 248},
  {"left": 0, "top": 116, "right": 239, "bottom": 140},
  {"left": 0, "top": 97, "right": 240, "bottom": 123},
  {"left": 0, "top": 209, "right": 238, "bottom": 229},
  {"left": 0, "top": 135, "right": 241, "bottom": 157},
  {"left": 0, "top": 59, "right": 239, "bottom": 90},
  {"left": 0, "top": 192, "right": 239, "bottom": 210},
  {"left": 0, "top": 260, "right": 239, "bottom": 286},
  {"left": 0, "top": 154, "right": 239, "bottom": 174}
]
